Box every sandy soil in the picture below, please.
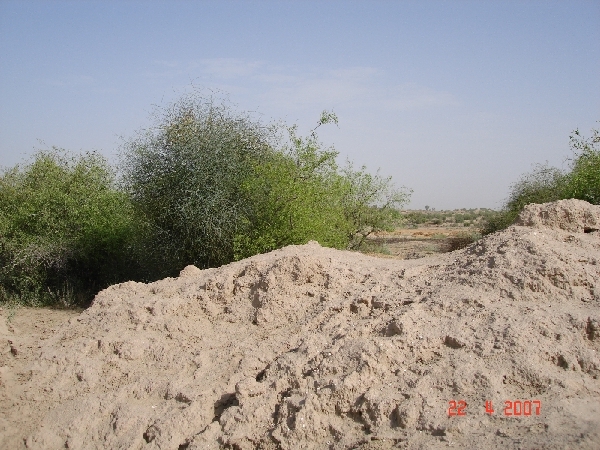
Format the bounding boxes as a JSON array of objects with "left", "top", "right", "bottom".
[
  {"left": 1, "top": 199, "right": 599, "bottom": 449},
  {"left": 0, "top": 307, "right": 83, "bottom": 445}
]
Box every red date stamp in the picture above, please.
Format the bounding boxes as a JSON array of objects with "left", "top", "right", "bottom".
[
  {"left": 502, "top": 400, "right": 541, "bottom": 416},
  {"left": 447, "top": 400, "right": 467, "bottom": 416},
  {"left": 448, "top": 400, "right": 542, "bottom": 417}
]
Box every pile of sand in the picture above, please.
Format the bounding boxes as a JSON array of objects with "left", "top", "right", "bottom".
[{"left": 1, "top": 199, "right": 599, "bottom": 449}]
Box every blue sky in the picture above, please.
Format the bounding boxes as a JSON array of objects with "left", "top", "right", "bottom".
[{"left": 1, "top": 1, "right": 598, "bottom": 209}]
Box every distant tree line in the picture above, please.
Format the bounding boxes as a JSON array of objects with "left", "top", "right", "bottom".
[{"left": 402, "top": 209, "right": 497, "bottom": 228}]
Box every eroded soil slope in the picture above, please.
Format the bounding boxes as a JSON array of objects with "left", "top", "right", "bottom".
[{"left": 1, "top": 199, "right": 599, "bottom": 449}]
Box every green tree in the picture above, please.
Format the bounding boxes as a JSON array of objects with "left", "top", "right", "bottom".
[
  {"left": 233, "top": 112, "right": 410, "bottom": 258},
  {"left": 233, "top": 117, "right": 350, "bottom": 260},
  {"left": 122, "top": 93, "right": 410, "bottom": 272},
  {"left": 121, "top": 94, "right": 277, "bottom": 275}
]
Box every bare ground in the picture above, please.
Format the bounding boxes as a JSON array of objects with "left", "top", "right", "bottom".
[
  {"left": 1, "top": 199, "right": 599, "bottom": 449},
  {"left": 365, "top": 227, "right": 478, "bottom": 260}
]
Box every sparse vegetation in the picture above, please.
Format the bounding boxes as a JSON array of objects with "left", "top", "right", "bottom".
[
  {"left": 482, "top": 125, "right": 599, "bottom": 235},
  {"left": 401, "top": 208, "right": 496, "bottom": 228},
  {"left": 444, "top": 231, "right": 481, "bottom": 252}
]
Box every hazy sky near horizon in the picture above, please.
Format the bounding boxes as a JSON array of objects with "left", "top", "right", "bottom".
[{"left": 1, "top": 1, "right": 598, "bottom": 209}]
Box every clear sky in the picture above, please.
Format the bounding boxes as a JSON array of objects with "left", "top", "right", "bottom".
[{"left": 1, "top": 1, "right": 598, "bottom": 210}]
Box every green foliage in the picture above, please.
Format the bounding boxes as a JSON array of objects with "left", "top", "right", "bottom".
[
  {"left": 233, "top": 124, "right": 350, "bottom": 259},
  {"left": 122, "top": 94, "right": 410, "bottom": 269},
  {"left": 234, "top": 115, "right": 410, "bottom": 258},
  {"left": 563, "top": 127, "right": 600, "bottom": 204},
  {"left": 0, "top": 149, "right": 139, "bottom": 306},
  {"left": 121, "top": 94, "right": 276, "bottom": 275},
  {"left": 507, "top": 165, "right": 568, "bottom": 212},
  {"left": 340, "top": 163, "right": 410, "bottom": 249},
  {"left": 482, "top": 163, "right": 567, "bottom": 234},
  {"left": 482, "top": 124, "right": 600, "bottom": 235},
  {"left": 2, "top": 93, "right": 410, "bottom": 307}
]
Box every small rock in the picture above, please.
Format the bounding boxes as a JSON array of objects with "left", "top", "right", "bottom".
[{"left": 386, "top": 321, "right": 404, "bottom": 336}]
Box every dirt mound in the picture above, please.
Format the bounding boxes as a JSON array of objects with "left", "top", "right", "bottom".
[
  {"left": 514, "top": 198, "right": 600, "bottom": 233},
  {"left": 1, "top": 200, "right": 600, "bottom": 449}
]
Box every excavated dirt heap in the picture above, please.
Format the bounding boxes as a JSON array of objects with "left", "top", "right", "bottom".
[{"left": 4, "top": 199, "right": 600, "bottom": 449}]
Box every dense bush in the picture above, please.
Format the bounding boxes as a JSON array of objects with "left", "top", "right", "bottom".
[
  {"left": 122, "top": 93, "right": 409, "bottom": 275},
  {"left": 233, "top": 122, "right": 351, "bottom": 259},
  {"left": 0, "top": 149, "right": 139, "bottom": 306},
  {"left": 482, "top": 125, "right": 599, "bottom": 235},
  {"left": 234, "top": 118, "right": 410, "bottom": 259},
  {"left": 120, "top": 94, "right": 278, "bottom": 276}
]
